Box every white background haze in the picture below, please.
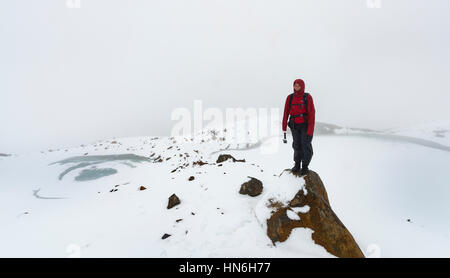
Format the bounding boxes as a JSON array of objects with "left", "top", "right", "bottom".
[{"left": 1, "top": 0, "right": 450, "bottom": 153}]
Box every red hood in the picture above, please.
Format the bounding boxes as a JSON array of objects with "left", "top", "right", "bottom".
[{"left": 293, "top": 79, "right": 305, "bottom": 95}]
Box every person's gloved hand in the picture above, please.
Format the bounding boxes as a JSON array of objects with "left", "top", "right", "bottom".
[
  {"left": 283, "top": 132, "right": 287, "bottom": 144},
  {"left": 306, "top": 134, "right": 313, "bottom": 143}
]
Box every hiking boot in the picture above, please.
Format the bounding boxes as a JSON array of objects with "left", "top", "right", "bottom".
[
  {"left": 291, "top": 162, "right": 300, "bottom": 172},
  {"left": 300, "top": 167, "right": 309, "bottom": 176}
]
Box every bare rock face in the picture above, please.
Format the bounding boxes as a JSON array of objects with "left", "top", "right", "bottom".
[
  {"left": 266, "top": 170, "right": 365, "bottom": 258},
  {"left": 167, "top": 194, "right": 181, "bottom": 209},
  {"left": 239, "top": 177, "right": 263, "bottom": 197},
  {"left": 216, "top": 154, "right": 245, "bottom": 163}
]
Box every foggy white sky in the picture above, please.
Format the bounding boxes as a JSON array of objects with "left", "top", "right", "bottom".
[{"left": 1, "top": 0, "right": 450, "bottom": 153}]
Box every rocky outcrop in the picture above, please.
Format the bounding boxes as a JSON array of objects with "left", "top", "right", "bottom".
[
  {"left": 239, "top": 177, "right": 263, "bottom": 197},
  {"left": 266, "top": 170, "right": 365, "bottom": 258}
]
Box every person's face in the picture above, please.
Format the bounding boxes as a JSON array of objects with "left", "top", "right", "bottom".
[{"left": 294, "top": 83, "right": 302, "bottom": 91}]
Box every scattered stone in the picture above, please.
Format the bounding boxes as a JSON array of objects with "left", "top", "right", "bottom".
[
  {"left": 191, "top": 212, "right": 195, "bottom": 215},
  {"left": 167, "top": 194, "right": 181, "bottom": 209},
  {"left": 188, "top": 176, "right": 195, "bottom": 181},
  {"left": 216, "top": 154, "right": 245, "bottom": 163},
  {"left": 239, "top": 177, "right": 263, "bottom": 197},
  {"left": 407, "top": 219, "right": 411, "bottom": 223},
  {"left": 193, "top": 160, "right": 208, "bottom": 166},
  {"left": 154, "top": 156, "right": 163, "bottom": 163},
  {"left": 162, "top": 234, "right": 171, "bottom": 240},
  {"left": 111, "top": 141, "right": 117, "bottom": 144},
  {"left": 171, "top": 166, "right": 180, "bottom": 173},
  {"left": 176, "top": 219, "right": 183, "bottom": 223},
  {"left": 139, "top": 186, "right": 147, "bottom": 191},
  {"left": 109, "top": 189, "right": 118, "bottom": 193}
]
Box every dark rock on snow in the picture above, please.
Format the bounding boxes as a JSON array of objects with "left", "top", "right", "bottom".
[
  {"left": 216, "top": 154, "right": 245, "bottom": 163},
  {"left": 239, "top": 177, "right": 263, "bottom": 197},
  {"left": 167, "top": 194, "right": 181, "bottom": 209},
  {"left": 162, "top": 233, "right": 171, "bottom": 239}
]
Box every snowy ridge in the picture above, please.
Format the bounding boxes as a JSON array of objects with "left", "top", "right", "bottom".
[{"left": 1, "top": 121, "right": 449, "bottom": 257}]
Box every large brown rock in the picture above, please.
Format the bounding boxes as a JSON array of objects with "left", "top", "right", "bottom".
[{"left": 266, "top": 170, "right": 365, "bottom": 258}]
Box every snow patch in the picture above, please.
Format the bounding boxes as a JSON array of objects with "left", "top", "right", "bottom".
[
  {"left": 286, "top": 209, "right": 301, "bottom": 221},
  {"left": 291, "top": 205, "right": 310, "bottom": 214}
]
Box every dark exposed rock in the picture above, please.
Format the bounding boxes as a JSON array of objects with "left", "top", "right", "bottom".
[
  {"left": 167, "top": 194, "right": 181, "bottom": 209},
  {"left": 139, "top": 186, "right": 147, "bottom": 191},
  {"left": 239, "top": 177, "right": 263, "bottom": 197},
  {"left": 153, "top": 155, "right": 163, "bottom": 163},
  {"left": 162, "top": 234, "right": 171, "bottom": 239},
  {"left": 171, "top": 166, "right": 181, "bottom": 173},
  {"left": 193, "top": 160, "right": 208, "bottom": 166},
  {"left": 216, "top": 154, "right": 245, "bottom": 163},
  {"left": 188, "top": 176, "right": 195, "bottom": 181},
  {"left": 266, "top": 170, "right": 364, "bottom": 258}
]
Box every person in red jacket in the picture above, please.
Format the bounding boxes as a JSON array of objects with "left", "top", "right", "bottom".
[{"left": 282, "top": 78, "right": 316, "bottom": 175}]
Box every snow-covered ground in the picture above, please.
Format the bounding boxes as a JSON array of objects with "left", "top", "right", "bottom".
[{"left": 0, "top": 122, "right": 449, "bottom": 258}]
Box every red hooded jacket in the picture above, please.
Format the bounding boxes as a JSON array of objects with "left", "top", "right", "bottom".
[{"left": 282, "top": 79, "right": 315, "bottom": 136}]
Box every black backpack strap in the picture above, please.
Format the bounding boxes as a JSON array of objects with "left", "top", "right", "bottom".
[
  {"left": 288, "top": 93, "right": 294, "bottom": 113},
  {"left": 303, "top": 92, "right": 308, "bottom": 114}
]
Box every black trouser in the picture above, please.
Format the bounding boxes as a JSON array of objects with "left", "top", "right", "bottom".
[{"left": 289, "top": 122, "right": 313, "bottom": 168}]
